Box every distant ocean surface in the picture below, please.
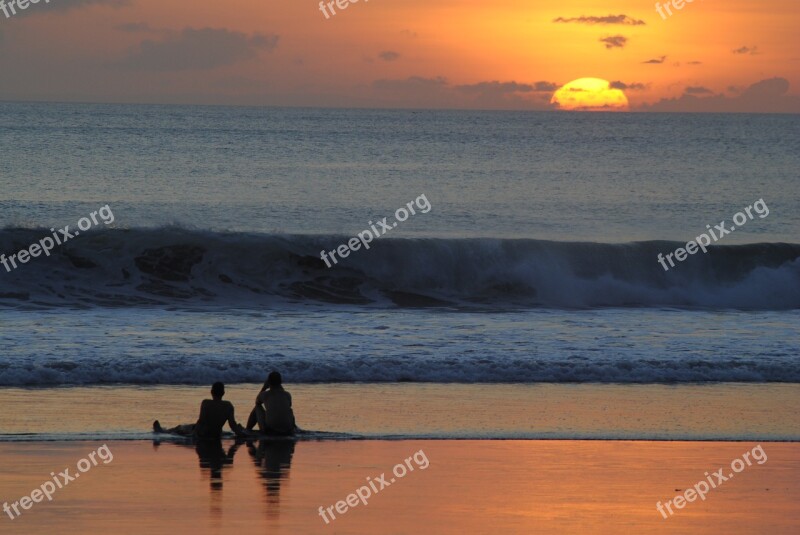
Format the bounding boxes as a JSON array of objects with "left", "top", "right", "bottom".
[{"left": 1, "top": 103, "right": 798, "bottom": 386}]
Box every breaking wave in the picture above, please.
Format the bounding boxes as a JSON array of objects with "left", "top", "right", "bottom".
[{"left": 1, "top": 227, "right": 799, "bottom": 310}]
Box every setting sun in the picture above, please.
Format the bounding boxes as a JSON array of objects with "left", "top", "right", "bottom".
[{"left": 551, "top": 78, "right": 630, "bottom": 111}]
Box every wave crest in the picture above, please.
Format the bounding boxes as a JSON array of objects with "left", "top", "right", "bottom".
[{"left": 1, "top": 227, "right": 799, "bottom": 309}]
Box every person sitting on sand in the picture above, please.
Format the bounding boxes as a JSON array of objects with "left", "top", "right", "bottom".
[
  {"left": 246, "top": 372, "right": 297, "bottom": 435},
  {"left": 154, "top": 381, "right": 247, "bottom": 439}
]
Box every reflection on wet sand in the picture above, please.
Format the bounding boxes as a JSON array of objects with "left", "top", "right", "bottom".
[
  {"left": 152, "top": 437, "right": 295, "bottom": 519},
  {"left": 248, "top": 440, "right": 296, "bottom": 516},
  {"left": 153, "top": 438, "right": 242, "bottom": 490}
]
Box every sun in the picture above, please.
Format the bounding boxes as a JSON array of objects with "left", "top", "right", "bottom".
[{"left": 551, "top": 78, "right": 629, "bottom": 111}]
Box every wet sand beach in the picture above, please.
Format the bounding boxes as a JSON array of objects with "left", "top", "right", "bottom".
[{"left": 0, "top": 440, "right": 798, "bottom": 534}]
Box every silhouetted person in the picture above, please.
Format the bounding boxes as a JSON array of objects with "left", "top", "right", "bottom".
[
  {"left": 246, "top": 372, "right": 297, "bottom": 435},
  {"left": 154, "top": 382, "right": 246, "bottom": 439}
]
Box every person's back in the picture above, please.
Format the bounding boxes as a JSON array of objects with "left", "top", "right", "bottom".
[
  {"left": 195, "top": 398, "right": 236, "bottom": 439},
  {"left": 247, "top": 371, "right": 296, "bottom": 435},
  {"left": 258, "top": 387, "right": 295, "bottom": 434}
]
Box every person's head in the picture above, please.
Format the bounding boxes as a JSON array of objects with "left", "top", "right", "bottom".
[
  {"left": 211, "top": 381, "right": 225, "bottom": 399},
  {"left": 266, "top": 371, "right": 282, "bottom": 388}
]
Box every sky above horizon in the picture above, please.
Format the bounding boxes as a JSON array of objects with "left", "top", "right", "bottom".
[{"left": 0, "top": 0, "right": 798, "bottom": 112}]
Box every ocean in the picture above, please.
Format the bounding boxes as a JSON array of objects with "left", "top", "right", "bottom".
[{"left": 1, "top": 102, "right": 798, "bottom": 387}]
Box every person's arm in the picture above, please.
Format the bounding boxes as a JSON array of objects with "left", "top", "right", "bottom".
[
  {"left": 196, "top": 400, "right": 209, "bottom": 427},
  {"left": 227, "top": 403, "right": 246, "bottom": 437},
  {"left": 288, "top": 392, "right": 297, "bottom": 429}
]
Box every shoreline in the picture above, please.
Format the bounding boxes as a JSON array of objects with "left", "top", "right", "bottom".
[{"left": 1, "top": 383, "right": 797, "bottom": 442}]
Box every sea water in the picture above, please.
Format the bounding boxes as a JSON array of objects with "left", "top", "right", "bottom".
[{"left": 1, "top": 103, "right": 798, "bottom": 386}]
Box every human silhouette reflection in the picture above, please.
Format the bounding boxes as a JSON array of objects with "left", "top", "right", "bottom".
[
  {"left": 196, "top": 439, "right": 242, "bottom": 491},
  {"left": 152, "top": 438, "right": 243, "bottom": 491},
  {"left": 248, "top": 439, "right": 295, "bottom": 512}
]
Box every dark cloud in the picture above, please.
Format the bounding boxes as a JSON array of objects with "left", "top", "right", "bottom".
[
  {"left": 371, "top": 76, "right": 452, "bottom": 108},
  {"left": 373, "top": 76, "right": 555, "bottom": 110},
  {"left": 115, "top": 28, "right": 279, "bottom": 71},
  {"left": 609, "top": 81, "right": 648, "bottom": 91},
  {"left": 378, "top": 51, "right": 400, "bottom": 62},
  {"left": 457, "top": 81, "right": 535, "bottom": 94},
  {"left": 685, "top": 86, "right": 713, "bottom": 95},
  {"left": 373, "top": 76, "right": 448, "bottom": 91},
  {"left": 7, "top": 0, "right": 129, "bottom": 17},
  {"left": 455, "top": 80, "right": 558, "bottom": 108},
  {"left": 532, "top": 81, "right": 560, "bottom": 92},
  {"left": 741, "top": 77, "right": 789, "bottom": 98},
  {"left": 47, "top": 0, "right": 129, "bottom": 8},
  {"left": 733, "top": 46, "right": 758, "bottom": 55},
  {"left": 553, "top": 14, "right": 645, "bottom": 25},
  {"left": 599, "top": 35, "right": 627, "bottom": 49},
  {"left": 115, "top": 22, "right": 154, "bottom": 33},
  {"left": 687, "top": 61, "right": 702, "bottom": 65},
  {"left": 640, "top": 77, "right": 800, "bottom": 113},
  {"left": 643, "top": 55, "right": 667, "bottom": 64}
]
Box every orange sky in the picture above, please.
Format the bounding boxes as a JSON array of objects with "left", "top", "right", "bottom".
[{"left": 0, "top": 0, "right": 798, "bottom": 111}]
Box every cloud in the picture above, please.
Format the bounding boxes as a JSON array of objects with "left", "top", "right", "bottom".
[
  {"left": 10, "top": 0, "right": 130, "bottom": 16},
  {"left": 455, "top": 80, "right": 559, "bottom": 108},
  {"left": 457, "top": 81, "right": 535, "bottom": 94},
  {"left": 685, "top": 86, "right": 713, "bottom": 95},
  {"left": 373, "top": 76, "right": 448, "bottom": 91},
  {"left": 378, "top": 51, "right": 400, "bottom": 62},
  {"left": 599, "top": 35, "right": 627, "bottom": 49},
  {"left": 400, "top": 30, "right": 418, "bottom": 38},
  {"left": 609, "top": 81, "right": 648, "bottom": 91},
  {"left": 455, "top": 80, "right": 561, "bottom": 107},
  {"left": 532, "top": 81, "right": 560, "bottom": 92},
  {"left": 643, "top": 55, "right": 667, "bottom": 64},
  {"left": 553, "top": 14, "right": 645, "bottom": 25},
  {"left": 115, "top": 22, "right": 155, "bottom": 33},
  {"left": 371, "top": 76, "right": 452, "bottom": 107},
  {"left": 687, "top": 61, "right": 702, "bottom": 65},
  {"left": 49, "top": 0, "right": 129, "bottom": 8},
  {"left": 733, "top": 46, "right": 758, "bottom": 55},
  {"left": 373, "top": 76, "right": 556, "bottom": 110},
  {"left": 741, "top": 77, "right": 790, "bottom": 98},
  {"left": 640, "top": 77, "right": 800, "bottom": 113},
  {"left": 115, "top": 28, "right": 279, "bottom": 71}
]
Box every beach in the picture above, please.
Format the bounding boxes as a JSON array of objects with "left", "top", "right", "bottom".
[
  {"left": 1, "top": 439, "right": 798, "bottom": 534},
  {"left": 0, "top": 384, "right": 797, "bottom": 532},
  {"left": 0, "top": 384, "right": 798, "bottom": 441}
]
